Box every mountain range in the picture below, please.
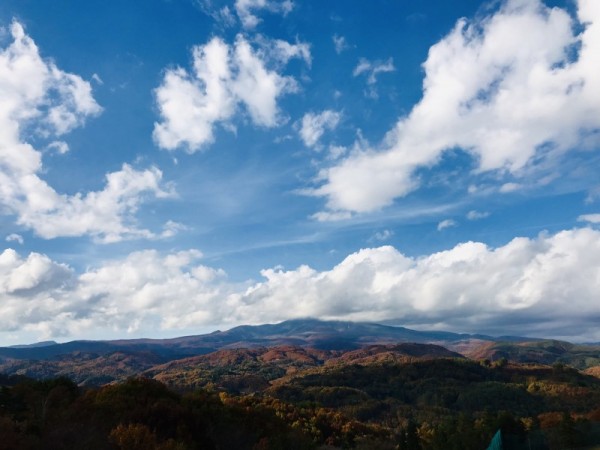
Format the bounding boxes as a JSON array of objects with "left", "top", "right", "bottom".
[
  {"left": 0, "top": 319, "right": 599, "bottom": 387},
  {"left": 0, "top": 319, "right": 526, "bottom": 360}
]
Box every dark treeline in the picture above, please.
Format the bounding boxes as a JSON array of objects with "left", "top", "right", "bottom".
[
  {"left": 0, "top": 375, "right": 313, "bottom": 450},
  {"left": 1, "top": 358, "right": 600, "bottom": 449}
]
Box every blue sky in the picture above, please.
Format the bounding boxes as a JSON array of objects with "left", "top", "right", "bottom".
[{"left": 0, "top": 0, "right": 599, "bottom": 345}]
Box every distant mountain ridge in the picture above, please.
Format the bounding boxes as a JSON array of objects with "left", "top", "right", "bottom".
[
  {"left": 0, "top": 318, "right": 503, "bottom": 361},
  {"left": 7, "top": 340, "right": 58, "bottom": 349},
  {"left": 1, "top": 319, "right": 599, "bottom": 387}
]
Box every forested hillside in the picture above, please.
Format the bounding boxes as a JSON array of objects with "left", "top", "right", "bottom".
[
  {"left": 3, "top": 321, "right": 600, "bottom": 448},
  {"left": 2, "top": 320, "right": 599, "bottom": 388},
  {"left": 2, "top": 357, "right": 600, "bottom": 449}
]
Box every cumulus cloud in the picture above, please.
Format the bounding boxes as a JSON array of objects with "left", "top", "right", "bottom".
[
  {"left": 153, "top": 38, "right": 236, "bottom": 152},
  {"left": 578, "top": 213, "right": 600, "bottom": 223},
  {"left": 0, "top": 248, "right": 232, "bottom": 339},
  {"left": 0, "top": 21, "right": 172, "bottom": 242},
  {"left": 314, "top": 0, "right": 600, "bottom": 215},
  {"left": 258, "top": 37, "right": 311, "bottom": 66},
  {"left": 15, "top": 164, "right": 173, "bottom": 243},
  {"left": 3, "top": 228, "right": 600, "bottom": 342},
  {"left": 0, "top": 248, "right": 75, "bottom": 336},
  {"left": 0, "top": 21, "right": 101, "bottom": 136},
  {"left": 46, "top": 141, "right": 69, "bottom": 154},
  {"left": 153, "top": 35, "right": 308, "bottom": 152},
  {"left": 235, "top": 0, "right": 294, "bottom": 29},
  {"left": 437, "top": 219, "right": 457, "bottom": 231},
  {"left": 0, "top": 248, "right": 230, "bottom": 339},
  {"left": 5, "top": 234, "right": 23, "bottom": 245},
  {"left": 299, "top": 110, "right": 341, "bottom": 148},
  {"left": 229, "top": 227, "right": 600, "bottom": 340},
  {"left": 232, "top": 37, "right": 300, "bottom": 125},
  {"left": 76, "top": 250, "right": 228, "bottom": 332}
]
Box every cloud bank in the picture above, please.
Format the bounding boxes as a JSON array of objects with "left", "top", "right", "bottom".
[
  {"left": 2, "top": 227, "right": 600, "bottom": 342},
  {"left": 314, "top": 0, "right": 600, "bottom": 214}
]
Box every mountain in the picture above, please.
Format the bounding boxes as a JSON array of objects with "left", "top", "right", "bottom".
[
  {"left": 0, "top": 318, "right": 493, "bottom": 361},
  {"left": 0, "top": 319, "right": 480, "bottom": 386},
  {"left": 2, "top": 320, "right": 600, "bottom": 449},
  {"left": 1, "top": 319, "right": 599, "bottom": 387}
]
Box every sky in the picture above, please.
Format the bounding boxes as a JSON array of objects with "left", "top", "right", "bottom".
[{"left": 0, "top": 0, "right": 599, "bottom": 345}]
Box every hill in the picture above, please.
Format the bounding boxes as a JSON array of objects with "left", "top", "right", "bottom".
[
  {"left": 1, "top": 319, "right": 600, "bottom": 387},
  {"left": 463, "top": 340, "right": 600, "bottom": 370}
]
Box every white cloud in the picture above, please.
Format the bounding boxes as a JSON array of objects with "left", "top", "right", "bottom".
[
  {"left": 299, "top": 110, "right": 341, "bottom": 148},
  {"left": 0, "top": 248, "right": 74, "bottom": 335},
  {"left": 229, "top": 227, "right": 600, "bottom": 340},
  {"left": 261, "top": 37, "right": 311, "bottom": 66},
  {"left": 314, "top": 0, "right": 600, "bottom": 214},
  {"left": 76, "top": 249, "right": 229, "bottom": 332},
  {"left": 578, "top": 213, "right": 600, "bottom": 223},
  {"left": 46, "top": 141, "right": 69, "bottom": 154},
  {"left": 5, "top": 234, "right": 23, "bottom": 245},
  {"left": 193, "top": 1, "right": 237, "bottom": 27},
  {"left": 311, "top": 210, "right": 353, "bottom": 222},
  {"left": 235, "top": 0, "right": 294, "bottom": 29},
  {"left": 370, "top": 229, "right": 394, "bottom": 242},
  {"left": 153, "top": 35, "right": 308, "bottom": 152},
  {"left": 0, "top": 21, "right": 171, "bottom": 242},
  {"left": 437, "top": 219, "right": 457, "bottom": 231},
  {"left": 0, "top": 248, "right": 232, "bottom": 339},
  {"left": 0, "top": 249, "right": 71, "bottom": 294},
  {"left": 3, "top": 228, "right": 600, "bottom": 341},
  {"left": 353, "top": 57, "right": 395, "bottom": 85},
  {"left": 499, "top": 182, "right": 522, "bottom": 193},
  {"left": 15, "top": 164, "right": 173, "bottom": 243},
  {"left": 327, "top": 144, "right": 347, "bottom": 160},
  {"left": 153, "top": 38, "right": 236, "bottom": 152},
  {"left": 160, "top": 220, "right": 189, "bottom": 238},
  {"left": 466, "top": 210, "right": 490, "bottom": 220},
  {"left": 332, "top": 34, "right": 348, "bottom": 54},
  {"left": 232, "top": 36, "right": 299, "bottom": 126},
  {"left": 0, "top": 21, "right": 101, "bottom": 137}
]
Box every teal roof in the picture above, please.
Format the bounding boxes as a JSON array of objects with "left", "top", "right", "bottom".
[{"left": 486, "top": 429, "right": 503, "bottom": 450}]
